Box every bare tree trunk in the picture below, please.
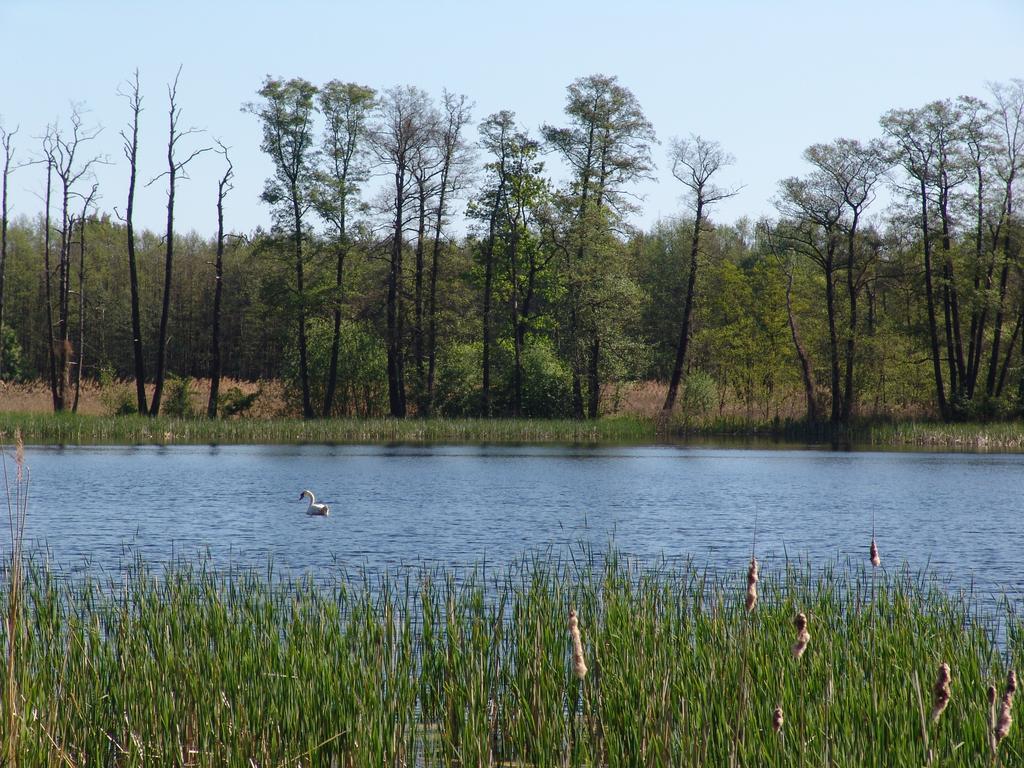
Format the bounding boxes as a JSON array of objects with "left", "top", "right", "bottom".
[
  {"left": 919, "top": 180, "right": 948, "bottom": 419},
  {"left": 42, "top": 160, "right": 59, "bottom": 411},
  {"left": 72, "top": 214, "right": 86, "bottom": 413},
  {"left": 825, "top": 254, "right": 842, "bottom": 424},
  {"left": 150, "top": 151, "right": 176, "bottom": 417},
  {"left": 0, "top": 127, "right": 15, "bottom": 380},
  {"left": 72, "top": 187, "right": 96, "bottom": 413},
  {"left": 150, "top": 72, "right": 208, "bottom": 416},
  {"left": 294, "top": 198, "right": 314, "bottom": 419},
  {"left": 207, "top": 148, "right": 232, "bottom": 418},
  {"left": 996, "top": 303, "right": 1022, "bottom": 397},
  {"left": 413, "top": 182, "right": 427, "bottom": 410},
  {"left": 386, "top": 165, "right": 407, "bottom": 418},
  {"left": 322, "top": 240, "right": 346, "bottom": 418},
  {"left": 841, "top": 220, "right": 858, "bottom": 423},
  {"left": 424, "top": 184, "right": 450, "bottom": 418},
  {"left": 662, "top": 202, "right": 704, "bottom": 415},
  {"left": 586, "top": 332, "right": 600, "bottom": 418},
  {"left": 482, "top": 231, "right": 495, "bottom": 417},
  {"left": 123, "top": 72, "right": 149, "bottom": 414}
]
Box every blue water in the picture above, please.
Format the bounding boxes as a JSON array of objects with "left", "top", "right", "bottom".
[{"left": 11, "top": 444, "right": 1024, "bottom": 600}]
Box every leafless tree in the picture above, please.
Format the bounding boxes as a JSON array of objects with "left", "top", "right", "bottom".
[
  {"left": 146, "top": 67, "right": 210, "bottom": 416},
  {"left": 0, "top": 123, "right": 18, "bottom": 380},
  {"left": 207, "top": 141, "right": 234, "bottom": 418},
  {"left": 42, "top": 106, "right": 103, "bottom": 411},
  {"left": 661, "top": 134, "right": 739, "bottom": 416},
  {"left": 118, "top": 70, "right": 149, "bottom": 414},
  {"left": 72, "top": 183, "right": 99, "bottom": 412}
]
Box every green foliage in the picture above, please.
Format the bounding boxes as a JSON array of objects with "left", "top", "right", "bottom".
[
  {"left": 4, "top": 551, "right": 1022, "bottom": 766},
  {"left": 682, "top": 369, "right": 718, "bottom": 418},
  {"left": 217, "top": 386, "right": 260, "bottom": 419},
  {"left": 283, "top": 318, "right": 388, "bottom": 416},
  {"left": 515, "top": 338, "right": 574, "bottom": 418},
  {"left": 0, "top": 323, "right": 24, "bottom": 381},
  {"left": 97, "top": 365, "right": 136, "bottom": 416},
  {"left": 162, "top": 375, "right": 197, "bottom": 418},
  {"left": 434, "top": 342, "right": 482, "bottom": 417}
]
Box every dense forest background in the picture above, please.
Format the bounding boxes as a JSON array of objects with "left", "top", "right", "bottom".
[{"left": 0, "top": 73, "right": 1021, "bottom": 423}]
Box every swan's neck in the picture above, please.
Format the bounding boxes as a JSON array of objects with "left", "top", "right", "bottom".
[{"left": 305, "top": 491, "right": 317, "bottom": 507}]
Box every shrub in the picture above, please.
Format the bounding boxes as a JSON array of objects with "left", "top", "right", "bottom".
[
  {"left": 218, "top": 386, "right": 260, "bottom": 418},
  {"left": 162, "top": 375, "right": 197, "bottom": 418},
  {"left": 98, "top": 365, "right": 136, "bottom": 416}
]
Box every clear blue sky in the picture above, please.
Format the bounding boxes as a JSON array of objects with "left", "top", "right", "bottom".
[{"left": 2, "top": 0, "right": 1022, "bottom": 236}]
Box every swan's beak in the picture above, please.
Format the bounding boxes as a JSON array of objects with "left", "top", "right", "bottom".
[{"left": 298, "top": 493, "right": 303, "bottom": 500}]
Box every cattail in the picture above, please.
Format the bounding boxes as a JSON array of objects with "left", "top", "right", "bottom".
[
  {"left": 745, "top": 556, "right": 759, "bottom": 612},
  {"left": 772, "top": 706, "right": 784, "bottom": 733},
  {"left": 792, "top": 612, "right": 810, "bottom": 659},
  {"left": 14, "top": 428, "right": 24, "bottom": 479},
  {"left": 996, "top": 670, "right": 1017, "bottom": 744},
  {"left": 930, "top": 662, "right": 951, "bottom": 723},
  {"left": 568, "top": 608, "right": 588, "bottom": 681},
  {"left": 869, "top": 537, "right": 881, "bottom": 567}
]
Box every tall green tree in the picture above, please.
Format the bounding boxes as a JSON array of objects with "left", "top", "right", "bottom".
[
  {"left": 470, "top": 111, "right": 551, "bottom": 416},
  {"left": 803, "top": 138, "right": 888, "bottom": 421},
  {"left": 246, "top": 76, "right": 319, "bottom": 418},
  {"left": 314, "top": 81, "right": 375, "bottom": 417},
  {"left": 370, "top": 85, "right": 435, "bottom": 418},
  {"left": 543, "top": 74, "right": 655, "bottom": 417}
]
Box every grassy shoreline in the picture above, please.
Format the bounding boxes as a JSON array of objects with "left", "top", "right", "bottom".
[
  {"left": 1, "top": 410, "right": 1024, "bottom": 449},
  {"left": 3, "top": 551, "right": 1021, "bottom": 766}
]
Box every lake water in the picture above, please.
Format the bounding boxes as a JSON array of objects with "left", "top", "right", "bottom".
[{"left": 11, "top": 444, "right": 1024, "bottom": 600}]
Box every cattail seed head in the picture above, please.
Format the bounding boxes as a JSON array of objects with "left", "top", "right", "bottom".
[
  {"left": 930, "top": 663, "right": 951, "bottom": 723},
  {"left": 792, "top": 612, "right": 810, "bottom": 659},
  {"left": 869, "top": 538, "right": 881, "bottom": 567},
  {"left": 745, "top": 556, "right": 759, "bottom": 612},
  {"left": 569, "top": 608, "right": 588, "bottom": 681},
  {"left": 989, "top": 685, "right": 998, "bottom": 705},
  {"left": 772, "top": 706, "right": 784, "bottom": 733},
  {"left": 996, "top": 700, "right": 1014, "bottom": 743},
  {"left": 996, "top": 670, "right": 1017, "bottom": 743}
]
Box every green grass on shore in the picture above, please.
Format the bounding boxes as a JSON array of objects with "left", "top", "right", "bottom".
[
  {"left": 2, "top": 551, "right": 1021, "bottom": 766},
  {"left": 0, "top": 411, "right": 659, "bottom": 446},
  {"left": 2, "top": 410, "right": 1024, "bottom": 449}
]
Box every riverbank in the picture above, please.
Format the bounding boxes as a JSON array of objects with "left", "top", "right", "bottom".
[
  {"left": 1, "top": 410, "right": 1023, "bottom": 449},
  {"left": 3, "top": 550, "right": 1020, "bottom": 766}
]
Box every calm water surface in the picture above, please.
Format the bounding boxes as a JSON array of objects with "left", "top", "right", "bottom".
[{"left": 14, "top": 444, "right": 1024, "bottom": 598}]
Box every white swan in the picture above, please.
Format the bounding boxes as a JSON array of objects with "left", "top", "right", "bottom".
[{"left": 299, "top": 489, "right": 330, "bottom": 516}]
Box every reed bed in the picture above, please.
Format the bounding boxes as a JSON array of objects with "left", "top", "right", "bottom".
[
  {"left": 1, "top": 551, "right": 1021, "bottom": 767},
  {"left": 865, "top": 421, "right": 1024, "bottom": 451},
  {"left": 0, "top": 412, "right": 658, "bottom": 447}
]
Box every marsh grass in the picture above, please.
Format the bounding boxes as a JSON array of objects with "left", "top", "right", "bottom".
[
  {"left": 0, "top": 549, "right": 1021, "bottom": 767},
  {"left": 0, "top": 412, "right": 658, "bottom": 447}
]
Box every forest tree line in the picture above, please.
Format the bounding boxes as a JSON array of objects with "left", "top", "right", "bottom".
[{"left": 0, "top": 73, "right": 1022, "bottom": 423}]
